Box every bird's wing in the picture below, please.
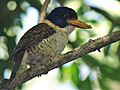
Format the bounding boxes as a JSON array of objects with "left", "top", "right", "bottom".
[
  {"left": 9, "top": 23, "right": 56, "bottom": 81},
  {"left": 13, "top": 23, "right": 56, "bottom": 57}
]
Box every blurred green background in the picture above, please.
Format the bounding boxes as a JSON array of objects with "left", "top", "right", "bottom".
[{"left": 0, "top": 0, "right": 120, "bottom": 90}]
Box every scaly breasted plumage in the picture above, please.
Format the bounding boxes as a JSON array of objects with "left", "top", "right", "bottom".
[{"left": 9, "top": 7, "right": 92, "bottom": 82}]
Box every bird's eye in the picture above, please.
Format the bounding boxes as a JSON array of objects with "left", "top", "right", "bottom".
[
  {"left": 63, "top": 14, "right": 69, "bottom": 18},
  {"left": 63, "top": 15, "right": 66, "bottom": 18}
]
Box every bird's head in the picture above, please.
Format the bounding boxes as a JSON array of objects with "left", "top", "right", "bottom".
[{"left": 46, "top": 7, "right": 92, "bottom": 29}]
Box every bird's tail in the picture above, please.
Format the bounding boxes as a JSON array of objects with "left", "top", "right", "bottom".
[
  {"left": 9, "top": 50, "right": 26, "bottom": 83},
  {"left": 9, "top": 58, "right": 22, "bottom": 82}
]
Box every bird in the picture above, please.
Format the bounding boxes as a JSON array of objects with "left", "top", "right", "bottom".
[{"left": 9, "top": 7, "right": 92, "bottom": 82}]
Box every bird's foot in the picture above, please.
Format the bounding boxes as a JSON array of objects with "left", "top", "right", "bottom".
[
  {"left": 88, "top": 39, "right": 101, "bottom": 52},
  {"left": 37, "top": 65, "right": 49, "bottom": 77},
  {"left": 32, "top": 64, "right": 49, "bottom": 77}
]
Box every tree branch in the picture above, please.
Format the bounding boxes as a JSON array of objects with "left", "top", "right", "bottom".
[
  {"left": 39, "top": 0, "right": 51, "bottom": 23},
  {"left": 3, "top": 30, "right": 120, "bottom": 89}
]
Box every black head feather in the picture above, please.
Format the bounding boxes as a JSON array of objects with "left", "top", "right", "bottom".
[{"left": 46, "top": 7, "right": 78, "bottom": 28}]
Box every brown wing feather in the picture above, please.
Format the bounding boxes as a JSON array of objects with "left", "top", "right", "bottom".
[
  {"left": 13, "top": 23, "right": 56, "bottom": 56},
  {"left": 9, "top": 23, "right": 56, "bottom": 81}
]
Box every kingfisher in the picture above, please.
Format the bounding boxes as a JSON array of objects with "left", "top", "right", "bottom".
[{"left": 9, "top": 7, "right": 92, "bottom": 82}]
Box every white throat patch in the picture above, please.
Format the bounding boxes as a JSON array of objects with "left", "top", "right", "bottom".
[{"left": 62, "top": 25, "right": 75, "bottom": 35}]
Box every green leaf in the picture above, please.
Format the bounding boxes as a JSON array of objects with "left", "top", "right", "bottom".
[
  {"left": 82, "top": 55, "right": 101, "bottom": 68},
  {"left": 79, "top": 77, "right": 92, "bottom": 90},
  {"left": 104, "top": 45, "right": 111, "bottom": 56},
  {"left": 70, "top": 62, "right": 79, "bottom": 87},
  {"left": 100, "top": 65, "right": 120, "bottom": 81},
  {"left": 98, "top": 77, "right": 111, "bottom": 90}
]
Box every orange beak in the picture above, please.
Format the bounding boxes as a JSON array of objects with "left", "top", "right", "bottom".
[{"left": 67, "top": 19, "right": 92, "bottom": 29}]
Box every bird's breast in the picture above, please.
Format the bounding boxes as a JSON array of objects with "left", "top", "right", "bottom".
[{"left": 27, "top": 30, "right": 68, "bottom": 57}]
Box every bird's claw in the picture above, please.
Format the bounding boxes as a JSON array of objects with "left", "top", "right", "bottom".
[{"left": 37, "top": 65, "right": 49, "bottom": 77}]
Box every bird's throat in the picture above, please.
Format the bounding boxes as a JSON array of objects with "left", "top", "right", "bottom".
[
  {"left": 43, "top": 20, "right": 75, "bottom": 35},
  {"left": 62, "top": 25, "right": 75, "bottom": 35}
]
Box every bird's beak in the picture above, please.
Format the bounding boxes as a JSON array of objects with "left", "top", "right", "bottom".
[{"left": 67, "top": 19, "right": 92, "bottom": 29}]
